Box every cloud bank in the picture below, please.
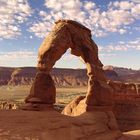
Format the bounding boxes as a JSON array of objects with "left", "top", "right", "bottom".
[
  {"left": 29, "top": 0, "right": 140, "bottom": 38},
  {"left": 0, "top": 0, "right": 32, "bottom": 39}
]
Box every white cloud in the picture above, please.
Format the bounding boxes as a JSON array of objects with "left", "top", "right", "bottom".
[
  {"left": 109, "top": 1, "right": 134, "bottom": 10},
  {"left": 29, "top": 0, "right": 140, "bottom": 38},
  {"left": 131, "top": 4, "right": 140, "bottom": 19},
  {"left": 134, "top": 26, "right": 140, "bottom": 31},
  {"left": 0, "top": 51, "right": 36, "bottom": 60},
  {"left": 0, "top": 0, "right": 139, "bottom": 39},
  {"left": 99, "top": 53, "right": 117, "bottom": 58},
  {"left": 129, "top": 0, "right": 140, "bottom": 4},
  {"left": 0, "top": 50, "right": 37, "bottom": 67},
  {"left": 0, "top": 0, "right": 32, "bottom": 39},
  {"left": 119, "top": 29, "right": 127, "bottom": 34},
  {"left": 29, "top": 35, "right": 33, "bottom": 39},
  {"left": 99, "top": 38, "right": 140, "bottom": 53},
  {"left": 29, "top": 21, "right": 53, "bottom": 38},
  {"left": 45, "top": 0, "right": 82, "bottom": 13},
  {"left": 39, "top": 11, "right": 48, "bottom": 17},
  {"left": 84, "top": 1, "right": 95, "bottom": 10}
]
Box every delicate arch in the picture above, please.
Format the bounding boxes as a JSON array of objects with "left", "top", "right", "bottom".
[{"left": 25, "top": 20, "right": 113, "bottom": 107}]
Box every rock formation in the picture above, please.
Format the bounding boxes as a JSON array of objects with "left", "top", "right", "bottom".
[
  {"left": 106, "top": 81, "right": 140, "bottom": 131},
  {"left": 25, "top": 19, "right": 113, "bottom": 108}
]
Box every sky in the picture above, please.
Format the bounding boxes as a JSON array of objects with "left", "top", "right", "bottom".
[{"left": 0, "top": 0, "right": 140, "bottom": 69}]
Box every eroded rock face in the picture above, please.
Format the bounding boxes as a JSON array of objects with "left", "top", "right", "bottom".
[
  {"left": 106, "top": 81, "right": 140, "bottom": 131},
  {"left": 25, "top": 19, "right": 113, "bottom": 106},
  {"left": 107, "top": 81, "right": 140, "bottom": 100},
  {"left": 108, "top": 81, "right": 138, "bottom": 95}
]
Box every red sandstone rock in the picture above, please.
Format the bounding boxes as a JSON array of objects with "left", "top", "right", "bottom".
[{"left": 26, "top": 19, "right": 114, "bottom": 106}]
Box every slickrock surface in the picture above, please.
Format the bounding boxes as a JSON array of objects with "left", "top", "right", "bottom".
[
  {"left": 0, "top": 110, "right": 122, "bottom": 140},
  {"left": 1, "top": 110, "right": 140, "bottom": 140},
  {"left": 114, "top": 103, "right": 140, "bottom": 132}
]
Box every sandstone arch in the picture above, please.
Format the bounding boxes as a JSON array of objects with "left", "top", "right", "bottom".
[{"left": 25, "top": 20, "right": 113, "bottom": 109}]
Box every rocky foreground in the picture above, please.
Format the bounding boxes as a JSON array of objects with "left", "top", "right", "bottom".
[{"left": 0, "top": 109, "right": 139, "bottom": 140}]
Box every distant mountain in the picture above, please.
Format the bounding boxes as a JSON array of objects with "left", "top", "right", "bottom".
[
  {"left": 0, "top": 66, "right": 139, "bottom": 87},
  {"left": 113, "top": 67, "right": 140, "bottom": 83},
  {"left": 113, "top": 67, "right": 139, "bottom": 76},
  {"left": 103, "top": 65, "right": 140, "bottom": 83}
]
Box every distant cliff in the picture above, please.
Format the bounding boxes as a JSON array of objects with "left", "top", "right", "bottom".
[{"left": 0, "top": 66, "right": 139, "bottom": 87}]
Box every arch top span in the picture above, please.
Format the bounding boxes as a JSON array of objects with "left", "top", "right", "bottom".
[
  {"left": 24, "top": 19, "right": 113, "bottom": 109},
  {"left": 55, "top": 19, "right": 91, "bottom": 33},
  {"left": 37, "top": 19, "right": 103, "bottom": 75}
]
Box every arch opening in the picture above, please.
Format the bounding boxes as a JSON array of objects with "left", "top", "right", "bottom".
[{"left": 52, "top": 48, "right": 87, "bottom": 110}]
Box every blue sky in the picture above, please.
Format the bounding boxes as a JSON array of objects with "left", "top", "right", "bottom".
[{"left": 0, "top": 0, "right": 140, "bottom": 69}]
